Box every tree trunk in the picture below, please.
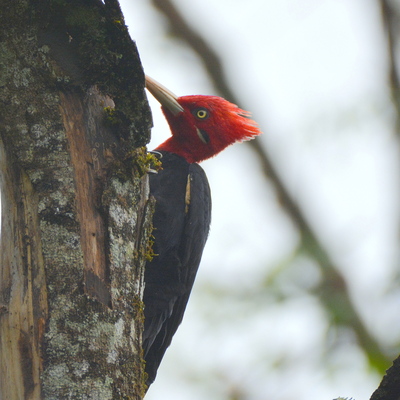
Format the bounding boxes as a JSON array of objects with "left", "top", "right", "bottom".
[{"left": 0, "top": 1, "right": 153, "bottom": 399}]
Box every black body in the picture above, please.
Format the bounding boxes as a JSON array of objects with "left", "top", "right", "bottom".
[{"left": 143, "top": 151, "right": 212, "bottom": 386}]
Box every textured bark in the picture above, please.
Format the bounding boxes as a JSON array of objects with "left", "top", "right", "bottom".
[
  {"left": 0, "top": 1, "right": 153, "bottom": 399},
  {"left": 370, "top": 355, "right": 400, "bottom": 400},
  {"left": 0, "top": 139, "right": 48, "bottom": 400}
]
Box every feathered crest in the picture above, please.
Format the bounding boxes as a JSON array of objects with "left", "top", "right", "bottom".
[{"left": 178, "top": 95, "right": 262, "bottom": 143}]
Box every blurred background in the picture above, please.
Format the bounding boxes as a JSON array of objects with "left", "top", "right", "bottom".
[{"left": 121, "top": 1, "right": 400, "bottom": 399}]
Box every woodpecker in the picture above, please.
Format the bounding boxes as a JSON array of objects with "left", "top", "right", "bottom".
[{"left": 143, "top": 75, "right": 261, "bottom": 387}]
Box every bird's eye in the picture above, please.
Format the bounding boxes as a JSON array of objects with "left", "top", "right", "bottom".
[{"left": 193, "top": 108, "right": 209, "bottom": 120}]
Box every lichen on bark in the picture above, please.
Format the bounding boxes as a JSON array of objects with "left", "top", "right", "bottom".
[{"left": 0, "top": 1, "right": 153, "bottom": 399}]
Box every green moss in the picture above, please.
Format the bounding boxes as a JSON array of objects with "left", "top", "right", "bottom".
[
  {"left": 134, "top": 347, "right": 148, "bottom": 399},
  {"left": 131, "top": 296, "right": 145, "bottom": 324},
  {"left": 143, "top": 236, "right": 157, "bottom": 262},
  {"left": 132, "top": 148, "right": 162, "bottom": 177},
  {"left": 104, "top": 106, "right": 124, "bottom": 126}
]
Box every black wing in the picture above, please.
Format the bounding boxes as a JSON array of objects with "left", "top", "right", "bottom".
[{"left": 143, "top": 151, "right": 212, "bottom": 386}]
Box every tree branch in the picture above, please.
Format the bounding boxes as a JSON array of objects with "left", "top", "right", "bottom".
[{"left": 370, "top": 355, "right": 400, "bottom": 400}]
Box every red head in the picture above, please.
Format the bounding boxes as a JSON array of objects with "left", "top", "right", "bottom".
[{"left": 145, "top": 75, "right": 262, "bottom": 163}]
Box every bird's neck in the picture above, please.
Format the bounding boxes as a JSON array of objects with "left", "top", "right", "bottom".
[{"left": 155, "top": 137, "right": 198, "bottom": 164}]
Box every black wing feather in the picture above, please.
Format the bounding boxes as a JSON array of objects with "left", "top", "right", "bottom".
[{"left": 143, "top": 151, "right": 211, "bottom": 386}]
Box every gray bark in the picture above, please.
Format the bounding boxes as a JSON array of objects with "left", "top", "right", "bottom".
[{"left": 0, "top": 1, "right": 153, "bottom": 399}]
